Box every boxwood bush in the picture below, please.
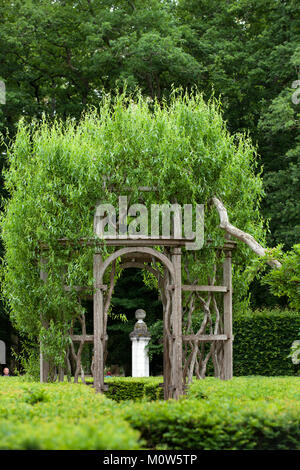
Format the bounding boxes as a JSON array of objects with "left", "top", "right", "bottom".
[
  {"left": 2, "top": 377, "right": 300, "bottom": 450},
  {"left": 233, "top": 309, "right": 300, "bottom": 376},
  {"left": 125, "top": 377, "right": 300, "bottom": 450},
  {"left": 0, "top": 378, "right": 141, "bottom": 450},
  {"left": 104, "top": 376, "right": 163, "bottom": 402}
]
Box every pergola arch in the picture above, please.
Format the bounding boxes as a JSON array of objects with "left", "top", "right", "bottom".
[
  {"left": 98, "top": 246, "right": 175, "bottom": 281},
  {"left": 92, "top": 242, "right": 183, "bottom": 399},
  {"left": 40, "top": 222, "right": 235, "bottom": 400}
]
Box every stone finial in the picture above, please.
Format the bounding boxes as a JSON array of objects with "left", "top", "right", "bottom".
[
  {"left": 129, "top": 309, "right": 151, "bottom": 339},
  {"left": 135, "top": 309, "right": 146, "bottom": 321}
]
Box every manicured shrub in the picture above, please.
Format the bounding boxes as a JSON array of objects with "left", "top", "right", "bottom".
[
  {"left": 104, "top": 377, "right": 146, "bottom": 402},
  {"left": 233, "top": 309, "right": 300, "bottom": 376},
  {"left": 186, "top": 376, "right": 300, "bottom": 402},
  {"left": 3, "top": 377, "right": 300, "bottom": 450},
  {"left": 0, "top": 378, "right": 141, "bottom": 450},
  {"left": 104, "top": 376, "right": 163, "bottom": 402},
  {"left": 125, "top": 377, "right": 300, "bottom": 450},
  {"left": 125, "top": 398, "right": 300, "bottom": 450},
  {"left": 143, "top": 382, "right": 164, "bottom": 401},
  {"left": 0, "top": 418, "right": 140, "bottom": 450}
]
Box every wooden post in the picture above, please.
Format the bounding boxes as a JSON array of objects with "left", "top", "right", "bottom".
[
  {"left": 162, "top": 269, "right": 172, "bottom": 400},
  {"left": 93, "top": 253, "right": 105, "bottom": 393},
  {"left": 40, "top": 257, "right": 49, "bottom": 383},
  {"left": 171, "top": 247, "right": 183, "bottom": 399},
  {"left": 222, "top": 247, "right": 233, "bottom": 380}
]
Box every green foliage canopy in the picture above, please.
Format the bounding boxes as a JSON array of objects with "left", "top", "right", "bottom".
[
  {"left": 263, "top": 244, "right": 300, "bottom": 311},
  {"left": 0, "top": 91, "right": 265, "bottom": 359},
  {"left": 1, "top": 0, "right": 299, "bottom": 254}
]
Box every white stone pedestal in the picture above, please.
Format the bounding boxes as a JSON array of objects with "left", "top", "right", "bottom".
[
  {"left": 131, "top": 337, "right": 150, "bottom": 377},
  {"left": 130, "top": 309, "right": 151, "bottom": 378}
]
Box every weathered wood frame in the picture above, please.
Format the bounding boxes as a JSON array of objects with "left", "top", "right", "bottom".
[
  {"left": 39, "top": 237, "right": 234, "bottom": 399},
  {"left": 91, "top": 243, "right": 184, "bottom": 399}
]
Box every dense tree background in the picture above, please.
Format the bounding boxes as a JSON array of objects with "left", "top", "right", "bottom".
[
  {"left": 0, "top": 0, "right": 299, "bottom": 372},
  {"left": 1, "top": 0, "right": 298, "bottom": 246}
]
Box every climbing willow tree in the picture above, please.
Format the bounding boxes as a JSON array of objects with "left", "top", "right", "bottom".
[{"left": 1, "top": 91, "right": 266, "bottom": 376}]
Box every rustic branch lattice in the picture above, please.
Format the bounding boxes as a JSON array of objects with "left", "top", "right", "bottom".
[{"left": 40, "top": 230, "right": 235, "bottom": 399}]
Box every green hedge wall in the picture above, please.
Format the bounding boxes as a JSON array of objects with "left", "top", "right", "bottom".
[
  {"left": 3, "top": 377, "right": 300, "bottom": 450},
  {"left": 0, "top": 378, "right": 141, "bottom": 450},
  {"left": 233, "top": 309, "right": 300, "bottom": 376},
  {"left": 104, "top": 377, "right": 164, "bottom": 402},
  {"left": 125, "top": 377, "right": 300, "bottom": 450}
]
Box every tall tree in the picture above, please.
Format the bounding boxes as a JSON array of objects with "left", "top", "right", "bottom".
[
  {"left": 0, "top": 0, "right": 200, "bottom": 140},
  {"left": 177, "top": 0, "right": 300, "bottom": 249}
]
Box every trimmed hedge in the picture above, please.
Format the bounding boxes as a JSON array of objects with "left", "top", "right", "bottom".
[
  {"left": 144, "top": 381, "right": 164, "bottom": 401},
  {"left": 2, "top": 377, "right": 300, "bottom": 450},
  {"left": 0, "top": 378, "right": 141, "bottom": 450},
  {"left": 125, "top": 377, "right": 300, "bottom": 450},
  {"left": 104, "top": 377, "right": 164, "bottom": 402},
  {"left": 233, "top": 309, "right": 300, "bottom": 376},
  {"left": 126, "top": 398, "right": 300, "bottom": 450}
]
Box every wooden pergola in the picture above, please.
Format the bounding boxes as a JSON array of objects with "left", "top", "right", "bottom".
[{"left": 40, "top": 215, "right": 235, "bottom": 400}]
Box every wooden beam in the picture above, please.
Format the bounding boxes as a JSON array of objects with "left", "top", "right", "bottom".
[
  {"left": 99, "top": 246, "right": 175, "bottom": 281},
  {"left": 183, "top": 334, "right": 228, "bottom": 342},
  {"left": 137, "top": 186, "right": 158, "bottom": 192},
  {"left": 70, "top": 335, "right": 94, "bottom": 343},
  {"left": 163, "top": 270, "right": 171, "bottom": 401},
  {"left": 179, "top": 285, "right": 228, "bottom": 292},
  {"left": 94, "top": 237, "right": 192, "bottom": 247},
  {"left": 39, "top": 237, "right": 194, "bottom": 250},
  {"left": 39, "top": 237, "right": 237, "bottom": 253},
  {"left": 222, "top": 240, "right": 237, "bottom": 251}
]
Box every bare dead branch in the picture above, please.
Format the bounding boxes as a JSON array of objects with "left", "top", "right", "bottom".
[{"left": 211, "top": 196, "right": 282, "bottom": 268}]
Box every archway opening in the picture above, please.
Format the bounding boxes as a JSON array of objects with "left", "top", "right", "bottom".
[{"left": 106, "top": 268, "right": 163, "bottom": 377}]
